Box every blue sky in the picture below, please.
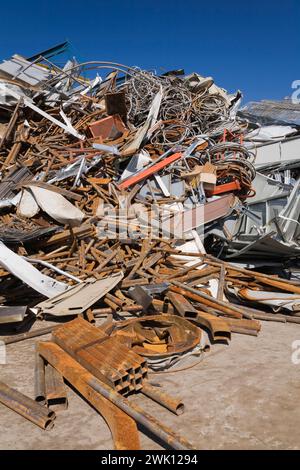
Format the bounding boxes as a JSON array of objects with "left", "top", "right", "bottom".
[{"left": 0, "top": 0, "right": 299, "bottom": 103}]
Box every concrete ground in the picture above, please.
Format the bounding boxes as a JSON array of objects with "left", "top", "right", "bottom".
[{"left": 0, "top": 319, "right": 300, "bottom": 450}]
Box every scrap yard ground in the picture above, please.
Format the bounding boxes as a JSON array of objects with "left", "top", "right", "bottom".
[{"left": 1, "top": 320, "right": 299, "bottom": 450}]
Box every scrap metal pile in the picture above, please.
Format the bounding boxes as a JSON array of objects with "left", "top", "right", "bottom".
[{"left": 1, "top": 44, "right": 300, "bottom": 450}]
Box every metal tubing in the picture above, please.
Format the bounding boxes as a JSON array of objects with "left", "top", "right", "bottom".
[
  {"left": 167, "top": 291, "right": 197, "bottom": 317},
  {"left": 142, "top": 383, "right": 184, "bottom": 416},
  {"left": 45, "top": 364, "right": 68, "bottom": 410},
  {"left": 105, "top": 293, "right": 127, "bottom": 308},
  {"left": 0, "top": 380, "right": 56, "bottom": 430},
  {"left": 103, "top": 297, "right": 122, "bottom": 313},
  {"left": 88, "top": 377, "right": 193, "bottom": 449},
  {"left": 34, "top": 348, "right": 46, "bottom": 405},
  {"left": 93, "top": 305, "right": 143, "bottom": 316}
]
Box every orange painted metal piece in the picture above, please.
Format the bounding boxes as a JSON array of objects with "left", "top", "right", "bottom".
[
  {"left": 118, "top": 152, "right": 182, "bottom": 190},
  {"left": 210, "top": 180, "right": 241, "bottom": 195},
  {"left": 89, "top": 114, "right": 127, "bottom": 139}
]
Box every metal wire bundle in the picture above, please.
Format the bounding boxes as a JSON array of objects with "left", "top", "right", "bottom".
[
  {"left": 208, "top": 142, "right": 255, "bottom": 162},
  {"left": 192, "top": 93, "right": 229, "bottom": 133},
  {"left": 120, "top": 69, "right": 236, "bottom": 147}
]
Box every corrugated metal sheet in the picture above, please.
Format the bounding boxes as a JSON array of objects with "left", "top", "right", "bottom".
[{"left": 239, "top": 99, "right": 300, "bottom": 126}]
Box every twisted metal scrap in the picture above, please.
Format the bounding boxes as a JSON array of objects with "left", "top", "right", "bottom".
[{"left": 119, "top": 69, "right": 238, "bottom": 150}]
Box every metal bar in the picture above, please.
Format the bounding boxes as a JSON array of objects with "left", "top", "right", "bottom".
[
  {"left": 170, "top": 282, "right": 246, "bottom": 319},
  {"left": 167, "top": 261, "right": 212, "bottom": 280},
  {"left": 211, "top": 180, "right": 241, "bottom": 195},
  {"left": 224, "top": 317, "right": 261, "bottom": 332},
  {"left": 3, "top": 325, "right": 59, "bottom": 345},
  {"left": 253, "top": 275, "right": 300, "bottom": 295},
  {"left": 204, "top": 255, "right": 300, "bottom": 287},
  {"left": 228, "top": 327, "right": 258, "bottom": 336},
  {"left": 126, "top": 242, "right": 154, "bottom": 280},
  {"left": 118, "top": 153, "right": 182, "bottom": 190},
  {"left": 217, "top": 264, "right": 225, "bottom": 301},
  {"left": 45, "top": 364, "right": 68, "bottom": 410},
  {"left": 0, "top": 98, "right": 22, "bottom": 150},
  {"left": 121, "top": 278, "right": 149, "bottom": 288},
  {"left": 167, "top": 291, "right": 198, "bottom": 317}
]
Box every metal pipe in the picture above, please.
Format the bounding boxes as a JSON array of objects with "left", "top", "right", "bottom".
[
  {"left": 105, "top": 293, "right": 127, "bottom": 308},
  {"left": 170, "top": 281, "right": 250, "bottom": 319},
  {"left": 92, "top": 305, "right": 143, "bottom": 317},
  {"left": 88, "top": 377, "right": 192, "bottom": 449},
  {"left": 34, "top": 348, "right": 46, "bottom": 405},
  {"left": 38, "top": 342, "right": 195, "bottom": 450},
  {"left": 103, "top": 297, "right": 122, "bottom": 313},
  {"left": 3, "top": 325, "right": 59, "bottom": 345},
  {"left": 142, "top": 383, "right": 184, "bottom": 416},
  {"left": 84, "top": 308, "right": 96, "bottom": 324},
  {"left": 0, "top": 380, "right": 55, "bottom": 430}
]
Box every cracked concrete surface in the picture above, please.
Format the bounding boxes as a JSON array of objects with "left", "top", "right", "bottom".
[{"left": 0, "top": 320, "right": 300, "bottom": 450}]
